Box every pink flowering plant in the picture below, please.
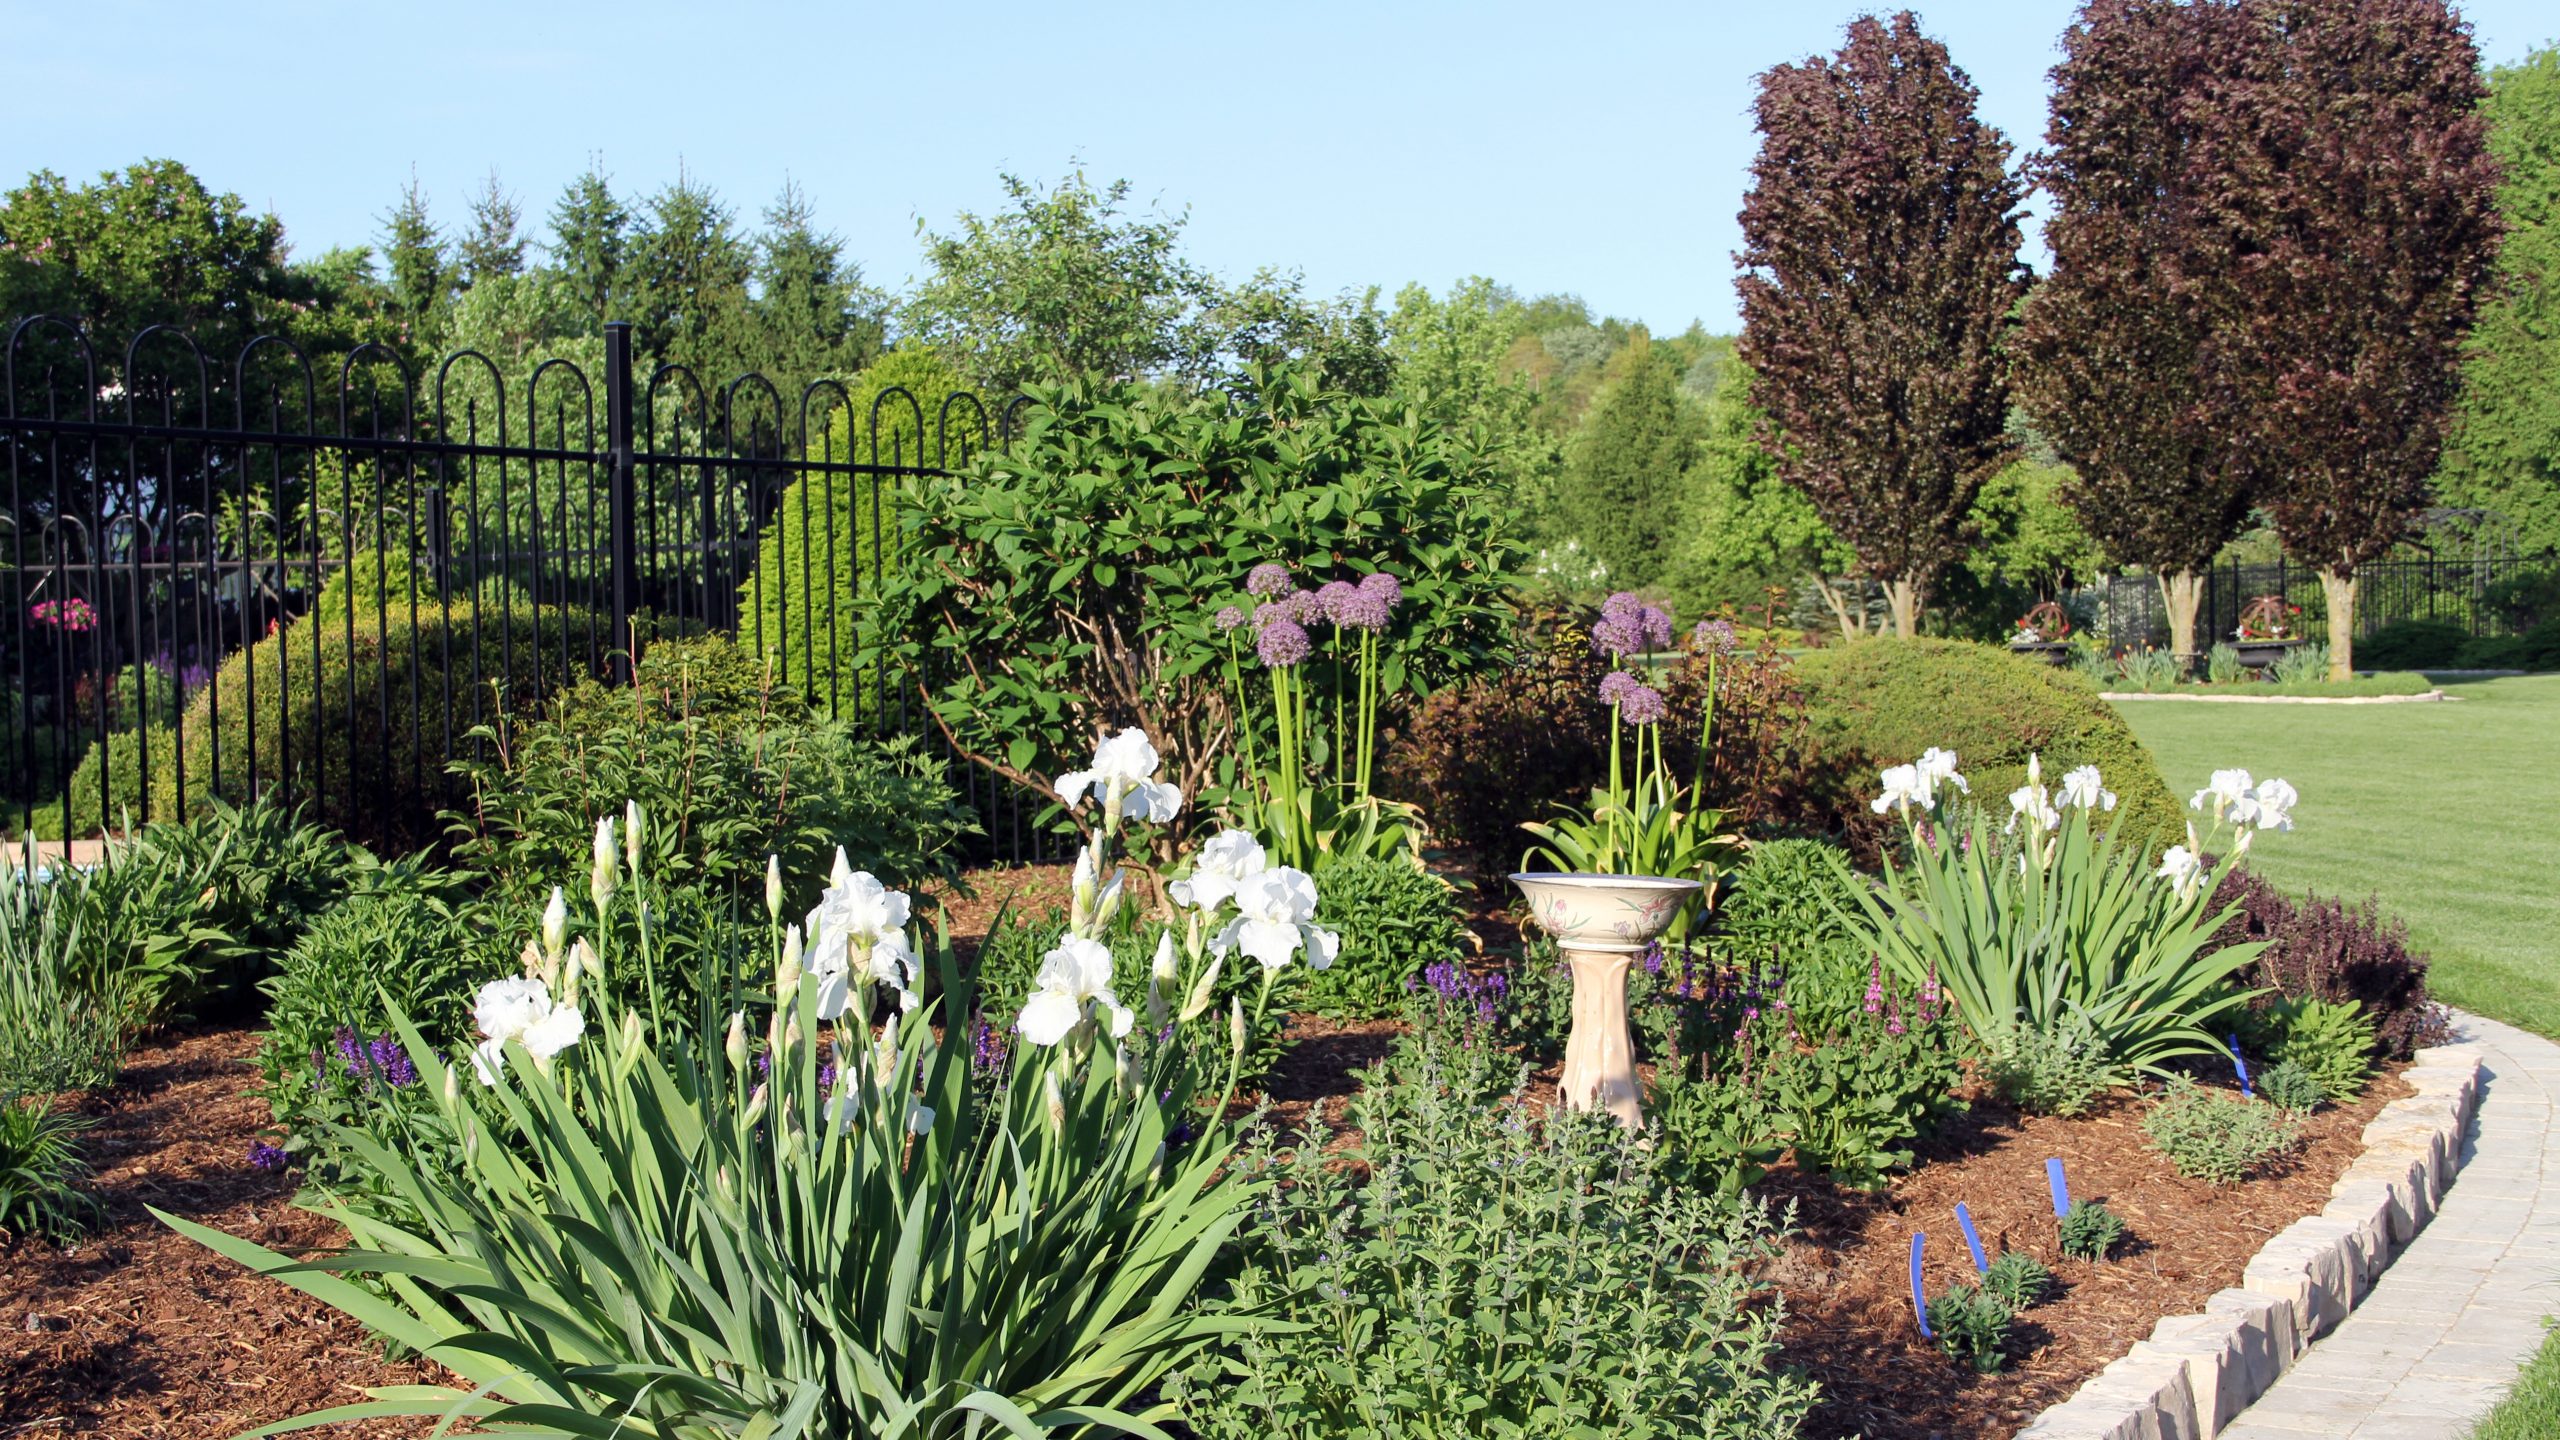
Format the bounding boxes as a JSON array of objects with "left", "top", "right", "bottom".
[{"left": 30, "top": 596, "right": 99, "bottom": 633}]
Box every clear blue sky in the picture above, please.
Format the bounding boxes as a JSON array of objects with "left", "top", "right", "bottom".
[{"left": 5, "top": 1, "right": 2553, "bottom": 336}]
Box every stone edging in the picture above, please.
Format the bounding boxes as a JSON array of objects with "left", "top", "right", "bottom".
[
  {"left": 2014, "top": 1040, "right": 2486, "bottom": 1439},
  {"left": 2098, "top": 690, "right": 2450, "bottom": 705}
]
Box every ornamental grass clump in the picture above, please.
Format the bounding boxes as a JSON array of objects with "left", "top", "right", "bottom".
[
  {"left": 163, "top": 728, "right": 1279, "bottom": 1438},
  {"left": 1846, "top": 749, "right": 2297, "bottom": 1083}
]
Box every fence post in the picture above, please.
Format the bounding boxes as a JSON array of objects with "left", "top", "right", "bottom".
[{"left": 603, "top": 322, "right": 638, "bottom": 684}]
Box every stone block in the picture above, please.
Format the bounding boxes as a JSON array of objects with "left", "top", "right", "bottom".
[
  {"left": 2322, "top": 1181, "right": 2396, "bottom": 1293},
  {"left": 2020, "top": 1348, "right": 2204, "bottom": 1440},
  {"left": 2139, "top": 1293, "right": 2298, "bottom": 1439},
  {"left": 2244, "top": 1216, "right": 2357, "bottom": 1341}
]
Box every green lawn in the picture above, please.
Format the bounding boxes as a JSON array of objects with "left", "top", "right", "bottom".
[
  {"left": 2117, "top": 674, "right": 2560, "bottom": 1040},
  {"left": 2471, "top": 1325, "right": 2560, "bottom": 1438}
]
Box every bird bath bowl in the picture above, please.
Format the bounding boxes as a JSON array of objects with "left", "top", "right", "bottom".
[{"left": 1509, "top": 872, "right": 1702, "bottom": 1129}]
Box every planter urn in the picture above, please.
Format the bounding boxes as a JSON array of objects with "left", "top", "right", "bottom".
[
  {"left": 1508, "top": 872, "right": 1702, "bottom": 1129},
  {"left": 2230, "top": 636, "right": 2304, "bottom": 672},
  {"left": 2007, "top": 640, "right": 2073, "bottom": 667}
]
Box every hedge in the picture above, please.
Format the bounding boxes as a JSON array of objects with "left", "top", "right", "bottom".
[
  {"left": 1793, "top": 637, "right": 2184, "bottom": 855},
  {"left": 152, "top": 601, "right": 602, "bottom": 852}
]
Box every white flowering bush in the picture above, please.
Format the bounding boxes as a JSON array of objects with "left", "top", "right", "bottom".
[
  {"left": 162, "top": 729, "right": 1273, "bottom": 1438},
  {"left": 1844, "top": 748, "right": 2293, "bottom": 1080}
]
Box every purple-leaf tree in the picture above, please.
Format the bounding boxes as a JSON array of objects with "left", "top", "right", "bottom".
[
  {"left": 2017, "top": 0, "right": 2258, "bottom": 665},
  {"left": 1737, "top": 11, "right": 2030, "bottom": 638},
  {"left": 2192, "top": 0, "right": 2503, "bottom": 677}
]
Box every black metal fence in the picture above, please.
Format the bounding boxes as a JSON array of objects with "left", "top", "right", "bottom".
[
  {"left": 2073, "top": 554, "right": 2549, "bottom": 653},
  {"left": 1, "top": 316, "right": 1044, "bottom": 857}
]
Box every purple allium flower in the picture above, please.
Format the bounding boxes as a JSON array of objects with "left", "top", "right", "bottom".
[
  {"left": 1619, "top": 683, "right": 1668, "bottom": 726},
  {"left": 1692, "top": 619, "right": 1739, "bottom": 656},
  {"left": 1597, "top": 669, "right": 1645, "bottom": 707},
  {"left": 1315, "top": 580, "right": 1360, "bottom": 626},
  {"left": 1337, "top": 586, "right": 1394, "bottom": 631},
  {"left": 1359, "top": 570, "right": 1403, "bottom": 610},
  {"left": 1215, "top": 604, "right": 1248, "bottom": 632},
  {"left": 1285, "top": 588, "right": 1327, "bottom": 624},
  {"left": 1257, "top": 618, "right": 1312, "bottom": 667},
  {"left": 247, "top": 1140, "right": 288, "bottom": 1172},
  {"left": 1246, "top": 562, "right": 1293, "bottom": 598},
  {"left": 1592, "top": 591, "right": 1675, "bottom": 657}
]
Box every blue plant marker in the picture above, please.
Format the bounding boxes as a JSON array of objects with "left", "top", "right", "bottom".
[
  {"left": 1910, "top": 1232, "right": 1932, "bottom": 1338},
  {"left": 2046, "top": 1157, "right": 2072, "bottom": 1219},
  {"left": 2230, "top": 1035, "right": 2254, "bottom": 1097},
  {"left": 1955, "top": 1202, "right": 1989, "bottom": 1273}
]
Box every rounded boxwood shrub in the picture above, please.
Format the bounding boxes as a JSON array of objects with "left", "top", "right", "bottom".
[
  {"left": 2359, "top": 618, "right": 2471, "bottom": 670},
  {"left": 1793, "top": 637, "right": 2183, "bottom": 856},
  {"left": 1713, "top": 837, "right": 1870, "bottom": 1033},
  {"left": 154, "top": 602, "right": 602, "bottom": 852},
  {"left": 1296, "top": 857, "right": 1470, "bottom": 1020}
]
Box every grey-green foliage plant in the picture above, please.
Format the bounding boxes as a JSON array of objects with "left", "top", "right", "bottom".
[
  {"left": 2269, "top": 641, "right": 2333, "bottom": 686},
  {"left": 1848, "top": 767, "right": 2264, "bottom": 1080},
  {"left": 2207, "top": 643, "right": 2248, "bottom": 684},
  {"left": 1289, "top": 855, "right": 1468, "bottom": 1020},
  {"left": 163, "top": 812, "right": 1264, "bottom": 1437},
  {"left": 1173, "top": 1026, "right": 1819, "bottom": 1439},
  {"left": 0, "top": 863, "right": 126, "bottom": 1096},
  {"left": 2114, "top": 645, "right": 2183, "bottom": 692},
  {"left": 1927, "top": 1281, "right": 2015, "bottom": 1373},
  {"left": 2058, "top": 1199, "right": 2126, "bottom": 1262},
  {"left": 1986, "top": 1008, "right": 2124, "bottom": 1117},
  {"left": 1983, "top": 1249, "right": 2053, "bottom": 1310},
  {"left": 0, "top": 1096, "right": 100, "bottom": 1243},
  {"left": 2257, "top": 1058, "right": 2327, "bottom": 1114},
  {"left": 2254, "top": 995, "right": 2377, "bottom": 1100},
  {"left": 2142, "top": 1076, "right": 2304, "bottom": 1184},
  {"left": 860, "top": 360, "right": 1521, "bottom": 814}
]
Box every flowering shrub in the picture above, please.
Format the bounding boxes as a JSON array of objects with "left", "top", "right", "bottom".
[
  {"left": 28, "top": 596, "right": 97, "bottom": 633},
  {"left": 169, "top": 729, "right": 1277, "bottom": 1436},
  {"left": 1845, "top": 750, "right": 2289, "bottom": 1082}
]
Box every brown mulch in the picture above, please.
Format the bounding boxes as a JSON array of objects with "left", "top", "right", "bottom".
[
  {"left": 0, "top": 1029, "right": 442, "bottom": 1439},
  {"left": 1771, "top": 1067, "right": 2410, "bottom": 1440}
]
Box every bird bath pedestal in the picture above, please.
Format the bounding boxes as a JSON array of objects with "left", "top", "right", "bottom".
[{"left": 1509, "top": 872, "right": 1702, "bottom": 1129}]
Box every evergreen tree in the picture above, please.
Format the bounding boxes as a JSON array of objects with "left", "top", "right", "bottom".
[
  {"left": 750, "top": 178, "right": 885, "bottom": 387},
  {"left": 1737, "top": 12, "right": 2029, "bottom": 637},
  {"left": 547, "top": 160, "right": 629, "bottom": 333},
  {"left": 379, "top": 171, "right": 450, "bottom": 347},
  {"left": 459, "top": 170, "right": 527, "bottom": 285},
  {"left": 626, "top": 170, "right": 755, "bottom": 377},
  {"left": 2437, "top": 43, "right": 2560, "bottom": 557},
  {"left": 1559, "top": 332, "right": 1694, "bottom": 589}
]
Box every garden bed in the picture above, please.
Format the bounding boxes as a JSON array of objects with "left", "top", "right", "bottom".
[{"left": 0, "top": 1028, "right": 440, "bottom": 1439}]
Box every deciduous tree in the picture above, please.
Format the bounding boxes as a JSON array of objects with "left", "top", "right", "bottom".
[
  {"left": 2017, "top": 0, "right": 2255, "bottom": 663},
  {"left": 2193, "top": 0, "right": 2503, "bottom": 676},
  {"left": 1737, "top": 12, "right": 2029, "bottom": 638}
]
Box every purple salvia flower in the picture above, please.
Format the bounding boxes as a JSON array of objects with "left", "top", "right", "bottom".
[
  {"left": 369, "top": 1035, "right": 419, "bottom": 1088},
  {"left": 817, "top": 1061, "right": 839, "bottom": 1093},
  {"left": 1642, "top": 942, "right": 1664, "bottom": 976},
  {"left": 334, "top": 1026, "right": 365, "bottom": 1076},
  {"left": 247, "top": 1141, "right": 288, "bottom": 1172},
  {"left": 1257, "top": 618, "right": 1312, "bottom": 667},
  {"left": 1246, "top": 562, "right": 1293, "bottom": 598}
]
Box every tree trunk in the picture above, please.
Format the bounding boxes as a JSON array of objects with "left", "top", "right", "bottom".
[
  {"left": 1885, "top": 577, "right": 1923, "bottom": 639},
  {"left": 2318, "top": 568, "right": 2357, "bottom": 680},
  {"left": 2159, "top": 569, "right": 2205, "bottom": 674},
  {"left": 1812, "top": 576, "right": 1866, "bottom": 637}
]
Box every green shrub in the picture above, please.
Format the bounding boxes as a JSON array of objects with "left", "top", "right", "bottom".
[
  {"left": 1983, "top": 1250, "right": 2053, "bottom": 1310},
  {"left": 60, "top": 725, "right": 175, "bottom": 835},
  {"left": 2249, "top": 995, "right": 2377, "bottom": 1100},
  {"left": 255, "top": 861, "right": 495, "bottom": 1164},
  {"left": 311, "top": 542, "right": 427, "bottom": 625},
  {"left": 1794, "top": 637, "right": 2184, "bottom": 857},
  {"left": 449, "top": 641, "right": 972, "bottom": 913},
  {"left": 0, "top": 1097, "right": 99, "bottom": 1242},
  {"left": 158, "top": 602, "right": 602, "bottom": 852},
  {"left": 2268, "top": 641, "right": 2331, "bottom": 686},
  {"left": 1715, "top": 837, "right": 1869, "bottom": 1032},
  {"left": 1927, "top": 1281, "right": 2014, "bottom": 1373},
  {"left": 1174, "top": 1027, "right": 1818, "bottom": 1438},
  {"left": 863, "top": 360, "right": 1522, "bottom": 812},
  {"left": 2143, "top": 1076, "right": 2303, "bottom": 1184},
  {"left": 2114, "top": 645, "right": 2182, "bottom": 692},
  {"left": 1292, "top": 856, "right": 1466, "bottom": 1019},
  {"left": 738, "top": 349, "right": 976, "bottom": 719},
  {"left": 2206, "top": 643, "right": 2248, "bottom": 684},
  {"left": 2216, "top": 868, "right": 2447, "bottom": 1058},
  {"left": 1987, "top": 1009, "right": 2123, "bottom": 1117},
  {"left": 2361, "top": 618, "right": 2472, "bottom": 670},
  {"left": 2258, "top": 1059, "right": 2327, "bottom": 1113},
  {"left": 0, "top": 864, "right": 125, "bottom": 1096},
  {"left": 2059, "top": 1199, "right": 2126, "bottom": 1262},
  {"left": 2453, "top": 615, "right": 2560, "bottom": 671}
]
